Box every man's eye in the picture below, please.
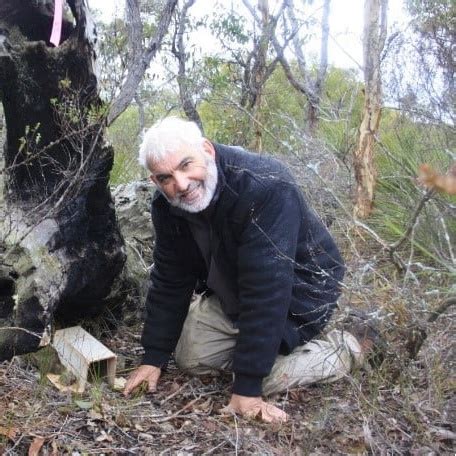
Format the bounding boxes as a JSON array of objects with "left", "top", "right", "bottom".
[
  {"left": 181, "top": 161, "right": 191, "bottom": 169},
  {"left": 158, "top": 176, "right": 170, "bottom": 184}
]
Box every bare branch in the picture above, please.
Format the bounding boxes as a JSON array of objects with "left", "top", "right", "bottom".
[
  {"left": 388, "top": 189, "right": 434, "bottom": 252},
  {"left": 315, "top": 0, "right": 330, "bottom": 96},
  {"left": 171, "top": 0, "right": 203, "bottom": 131},
  {"left": 107, "top": 0, "right": 178, "bottom": 125},
  {"left": 405, "top": 296, "right": 456, "bottom": 359},
  {"left": 274, "top": 0, "right": 332, "bottom": 131}
]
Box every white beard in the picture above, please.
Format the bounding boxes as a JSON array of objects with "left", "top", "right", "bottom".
[{"left": 164, "top": 156, "right": 218, "bottom": 213}]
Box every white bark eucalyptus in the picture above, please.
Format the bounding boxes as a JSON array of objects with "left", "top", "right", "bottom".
[{"left": 353, "top": 0, "right": 388, "bottom": 219}]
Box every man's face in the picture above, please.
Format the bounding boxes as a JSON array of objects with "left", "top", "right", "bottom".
[{"left": 148, "top": 140, "right": 218, "bottom": 213}]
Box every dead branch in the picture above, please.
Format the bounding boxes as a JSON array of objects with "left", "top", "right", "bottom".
[
  {"left": 405, "top": 296, "right": 456, "bottom": 359},
  {"left": 386, "top": 188, "right": 435, "bottom": 272}
]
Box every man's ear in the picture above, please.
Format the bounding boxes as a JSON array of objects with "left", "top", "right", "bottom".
[
  {"left": 202, "top": 139, "right": 216, "bottom": 159},
  {"left": 149, "top": 174, "right": 158, "bottom": 186}
]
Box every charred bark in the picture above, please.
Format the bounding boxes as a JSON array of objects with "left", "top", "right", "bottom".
[{"left": 0, "top": 0, "right": 125, "bottom": 360}]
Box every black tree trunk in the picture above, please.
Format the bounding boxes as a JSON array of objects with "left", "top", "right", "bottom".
[{"left": 0, "top": 0, "right": 125, "bottom": 359}]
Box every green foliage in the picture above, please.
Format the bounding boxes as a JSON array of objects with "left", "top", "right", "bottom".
[
  {"left": 201, "top": 57, "right": 234, "bottom": 93},
  {"left": 199, "top": 63, "right": 361, "bottom": 154},
  {"left": 371, "top": 111, "right": 455, "bottom": 270},
  {"left": 96, "top": 1, "right": 166, "bottom": 101},
  {"left": 97, "top": 19, "right": 129, "bottom": 100},
  {"left": 400, "top": 0, "right": 455, "bottom": 121},
  {"left": 407, "top": 0, "right": 455, "bottom": 33},
  {"left": 317, "top": 68, "right": 364, "bottom": 159},
  {"left": 108, "top": 107, "right": 144, "bottom": 185},
  {"left": 198, "top": 59, "right": 250, "bottom": 145},
  {"left": 110, "top": 147, "right": 144, "bottom": 185},
  {"left": 210, "top": 7, "right": 249, "bottom": 45},
  {"left": 200, "top": 101, "right": 249, "bottom": 146}
]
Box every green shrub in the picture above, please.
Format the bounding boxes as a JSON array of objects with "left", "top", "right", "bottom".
[{"left": 371, "top": 111, "right": 455, "bottom": 271}]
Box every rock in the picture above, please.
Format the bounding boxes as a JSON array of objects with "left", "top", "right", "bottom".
[
  {"left": 113, "top": 180, "right": 156, "bottom": 252},
  {"left": 111, "top": 180, "right": 156, "bottom": 325}
]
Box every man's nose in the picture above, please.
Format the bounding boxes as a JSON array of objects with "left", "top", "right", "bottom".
[{"left": 174, "top": 172, "right": 189, "bottom": 192}]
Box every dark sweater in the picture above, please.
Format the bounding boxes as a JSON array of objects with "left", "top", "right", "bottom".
[{"left": 141, "top": 144, "right": 345, "bottom": 396}]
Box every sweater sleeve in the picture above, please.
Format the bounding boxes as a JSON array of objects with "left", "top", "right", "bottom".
[
  {"left": 141, "top": 202, "right": 197, "bottom": 367},
  {"left": 232, "top": 182, "right": 302, "bottom": 396}
]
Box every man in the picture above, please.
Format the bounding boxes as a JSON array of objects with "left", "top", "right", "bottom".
[{"left": 124, "top": 117, "right": 375, "bottom": 423}]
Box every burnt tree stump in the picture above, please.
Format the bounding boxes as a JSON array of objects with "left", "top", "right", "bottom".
[{"left": 0, "top": 0, "right": 125, "bottom": 360}]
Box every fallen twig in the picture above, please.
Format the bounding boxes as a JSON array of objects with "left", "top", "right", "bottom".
[
  {"left": 160, "top": 381, "right": 191, "bottom": 405},
  {"left": 153, "top": 397, "right": 200, "bottom": 423}
]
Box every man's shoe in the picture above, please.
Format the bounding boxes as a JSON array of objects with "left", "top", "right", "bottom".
[{"left": 342, "top": 310, "right": 387, "bottom": 367}]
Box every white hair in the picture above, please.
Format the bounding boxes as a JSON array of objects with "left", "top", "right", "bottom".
[{"left": 138, "top": 117, "right": 205, "bottom": 170}]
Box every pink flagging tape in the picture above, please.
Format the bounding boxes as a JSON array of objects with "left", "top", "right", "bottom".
[{"left": 50, "top": 0, "right": 64, "bottom": 46}]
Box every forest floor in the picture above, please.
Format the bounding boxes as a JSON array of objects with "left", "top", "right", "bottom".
[{"left": 0, "top": 232, "right": 455, "bottom": 455}]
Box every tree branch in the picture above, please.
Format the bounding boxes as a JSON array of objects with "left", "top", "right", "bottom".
[
  {"left": 405, "top": 296, "right": 456, "bottom": 359},
  {"left": 171, "top": 0, "right": 203, "bottom": 130},
  {"left": 389, "top": 188, "right": 434, "bottom": 252},
  {"left": 107, "top": 0, "right": 178, "bottom": 125}
]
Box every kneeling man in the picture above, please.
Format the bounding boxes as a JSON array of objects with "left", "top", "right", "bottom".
[{"left": 124, "top": 117, "right": 373, "bottom": 423}]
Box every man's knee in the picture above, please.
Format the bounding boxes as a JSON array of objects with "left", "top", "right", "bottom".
[
  {"left": 174, "top": 294, "right": 237, "bottom": 374},
  {"left": 174, "top": 332, "right": 213, "bottom": 373},
  {"left": 174, "top": 345, "right": 211, "bottom": 373},
  {"left": 174, "top": 300, "right": 208, "bottom": 371}
]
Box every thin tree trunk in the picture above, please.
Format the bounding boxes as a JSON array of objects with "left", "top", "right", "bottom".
[
  {"left": 172, "top": 0, "right": 204, "bottom": 132},
  {"left": 135, "top": 94, "right": 145, "bottom": 135},
  {"left": 353, "top": 0, "right": 388, "bottom": 218},
  {"left": 308, "top": 0, "right": 330, "bottom": 133},
  {"left": 251, "top": 0, "right": 269, "bottom": 151},
  {"left": 242, "top": 0, "right": 286, "bottom": 151},
  {"left": 274, "top": 0, "right": 331, "bottom": 134}
]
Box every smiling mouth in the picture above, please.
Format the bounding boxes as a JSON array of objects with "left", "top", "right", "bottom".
[{"left": 181, "top": 184, "right": 202, "bottom": 203}]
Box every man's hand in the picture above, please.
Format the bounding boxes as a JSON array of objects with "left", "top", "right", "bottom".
[
  {"left": 123, "top": 365, "right": 161, "bottom": 396},
  {"left": 221, "top": 394, "right": 288, "bottom": 423}
]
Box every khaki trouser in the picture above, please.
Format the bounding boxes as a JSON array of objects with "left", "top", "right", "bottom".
[{"left": 175, "top": 295, "right": 363, "bottom": 396}]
